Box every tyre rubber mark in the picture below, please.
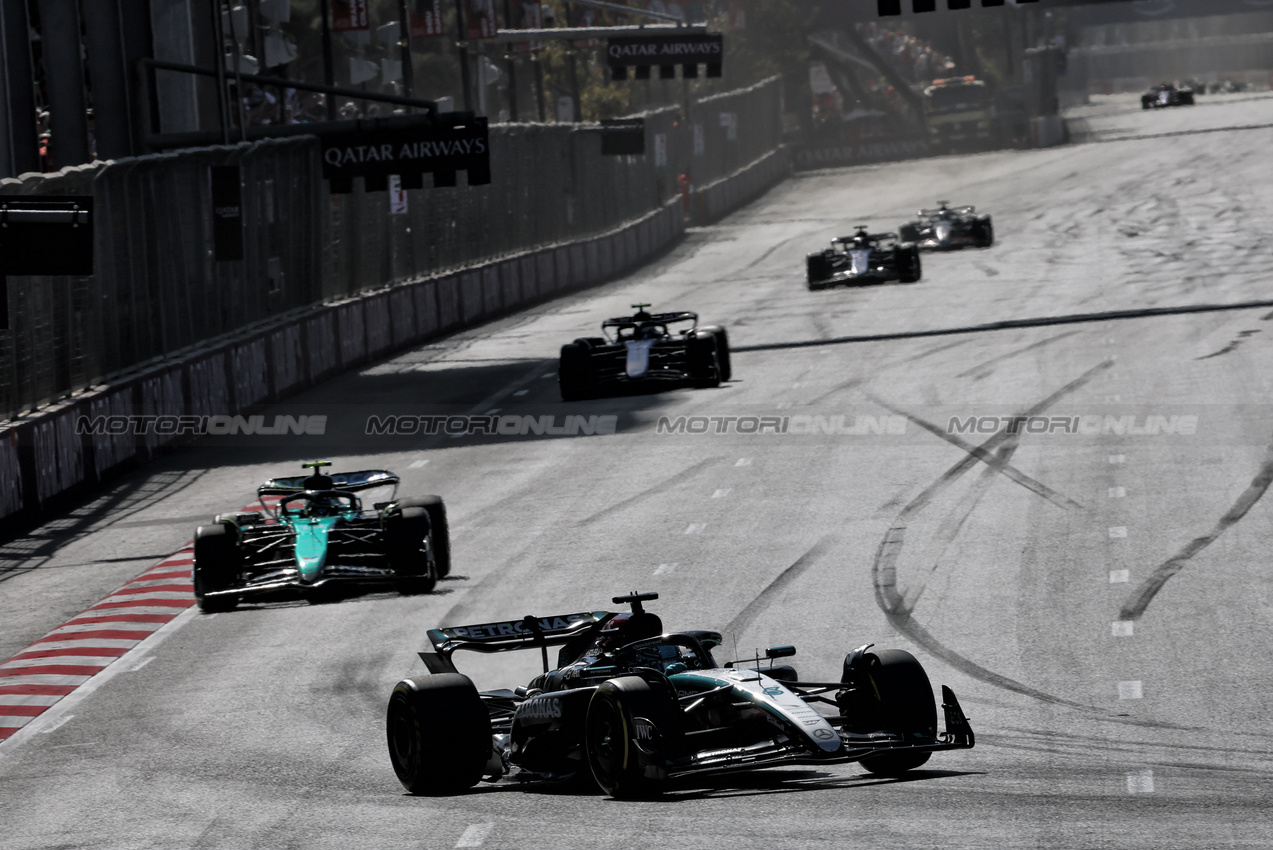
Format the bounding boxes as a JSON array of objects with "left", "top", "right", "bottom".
[
  {"left": 1118, "top": 444, "right": 1273, "bottom": 621},
  {"left": 954, "top": 331, "right": 1081, "bottom": 379},
  {"left": 872, "top": 397, "right": 1086, "bottom": 513},
  {"left": 725, "top": 536, "right": 835, "bottom": 637},
  {"left": 732, "top": 300, "right": 1273, "bottom": 353},
  {"left": 574, "top": 457, "right": 722, "bottom": 527},
  {"left": 871, "top": 362, "right": 1129, "bottom": 714}
]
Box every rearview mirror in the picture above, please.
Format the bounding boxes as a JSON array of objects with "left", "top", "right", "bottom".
[{"left": 766, "top": 645, "right": 796, "bottom": 660}]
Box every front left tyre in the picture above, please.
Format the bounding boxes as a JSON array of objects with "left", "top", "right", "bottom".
[
  {"left": 696, "top": 325, "right": 731, "bottom": 382},
  {"left": 193, "top": 523, "right": 240, "bottom": 613},
  {"left": 839, "top": 648, "right": 937, "bottom": 776},
  {"left": 387, "top": 674, "right": 492, "bottom": 794},
  {"left": 585, "top": 676, "right": 681, "bottom": 798},
  {"left": 559, "top": 340, "right": 593, "bottom": 402},
  {"left": 385, "top": 506, "right": 437, "bottom": 595}
]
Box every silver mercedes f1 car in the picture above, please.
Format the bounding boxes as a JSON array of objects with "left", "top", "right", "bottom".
[{"left": 386, "top": 592, "right": 974, "bottom": 798}]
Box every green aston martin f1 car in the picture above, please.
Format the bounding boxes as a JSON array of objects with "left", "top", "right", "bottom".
[{"left": 192, "top": 462, "right": 448, "bottom": 612}]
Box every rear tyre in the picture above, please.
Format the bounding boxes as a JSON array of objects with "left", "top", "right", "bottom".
[
  {"left": 585, "top": 676, "right": 680, "bottom": 798},
  {"left": 385, "top": 507, "right": 436, "bottom": 595},
  {"left": 697, "top": 325, "right": 731, "bottom": 382},
  {"left": 841, "top": 649, "right": 937, "bottom": 776},
  {"left": 387, "top": 674, "right": 492, "bottom": 794},
  {"left": 899, "top": 223, "right": 921, "bottom": 243},
  {"left": 399, "top": 496, "right": 450, "bottom": 578},
  {"left": 687, "top": 333, "right": 721, "bottom": 388},
  {"left": 193, "top": 524, "right": 239, "bottom": 613},
  {"left": 559, "top": 340, "right": 593, "bottom": 402}
]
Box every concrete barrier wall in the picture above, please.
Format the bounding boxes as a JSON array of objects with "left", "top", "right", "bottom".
[{"left": 0, "top": 132, "right": 792, "bottom": 526}]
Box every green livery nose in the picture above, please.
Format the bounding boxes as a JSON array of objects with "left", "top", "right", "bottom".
[{"left": 293, "top": 518, "right": 339, "bottom": 581}]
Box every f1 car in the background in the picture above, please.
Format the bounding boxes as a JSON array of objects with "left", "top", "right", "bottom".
[
  {"left": 558, "top": 304, "right": 730, "bottom": 401},
  {"left": 193, "top": 462, "right": 449, "bottom": 612},
  {"left": 806, "top": 227, "right": 921, "bottom": 290},
  {"left": 386, "top": 592, "right": 974, "bottom": 798},
  {"left": 899, "top": 202, "right": 993, "bottom": 251},
  {"left": 1142, "top": 83, "right": 1194, "bottom": 109}
]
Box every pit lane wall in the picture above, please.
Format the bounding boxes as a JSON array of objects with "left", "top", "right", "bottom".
[{"left": 0, "top": 82, "right": 788, "bottom": 526}]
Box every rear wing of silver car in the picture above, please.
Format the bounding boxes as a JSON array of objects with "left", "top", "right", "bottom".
[{"left": 419, "top": 611, "right": 611, "bottom": 674}]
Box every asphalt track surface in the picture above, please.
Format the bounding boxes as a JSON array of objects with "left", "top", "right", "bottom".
[{"left": 3, "top": 92, "right": 1273, "bottom": 848}]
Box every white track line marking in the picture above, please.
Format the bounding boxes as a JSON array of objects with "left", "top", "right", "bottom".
[
  {"left": 735, "top": 458, "right": 752, "bottom": 467},
  {"left": 1126, "top": 770, "right": 1155, "bottom": 793},
  {"left": 1108, "top": 487, "right": 1126, "bottom": 498},
  {"left": 1109, "top": 454, "right": 1126, "bottom": 464},
  {"left": 712, "top": 488, "right": 731, "bottom": 498},
  {"left": 1112, "top": 621, "right": 1134, "bottom": 637},
  {"left": 1108, "top": 526, "right": 1128, "bottom": 539},
  {"left": 684, "top": 523, "right": 706, "bottom": 535},
  {"left": 1118, "top": 681, "right": 1143, "bottom": 700},
  {"left": 408, "top": 459, "right": 430, "bottom": 469},
  {"left": 654, "top": 563, "right": 678, "bottom": 576},
  {"left": 456, "top": 823, "right": 494, "bottom": 847},
  {"left": 1109, "top": 569, "right": 1130, "bottom": 583}
]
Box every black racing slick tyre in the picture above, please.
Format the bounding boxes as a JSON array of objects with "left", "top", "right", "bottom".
[
  {"left": 586, "top": 676, "right": 681, "bottom": 798},
  {"left": 399, "top": 496, "right": 450, "bottom": 579},
  {"left": 387, "top": 674, "right": 492, "bottom": 795},
  {"left": 687, "top": 333, "right": 722, "bottom": 388},
  {"left": 976, "top": 217, "right": 995, "bottom": 248},
  {"left": 841, "top": 649, "right": 937, "bottom": 776},
  {"left": 895, "top": 245, "right": 922, "bottom": 283},
  {"left": 193, "top": 524, "right": 239, "bottom": 613},
  {"left": 385, "top": 506, "right": 436, "bottom": 595},
  {"left": 559, "top": 340, "right": 593, "bottom": 402},
  {"left": 899, "top": 223, "right": 921, "bottom": 243},
  {"left": 806, "top": 252, "right": 833, "bottom": 288},
  {"left": 697, "top": 325, "right": 731, "bottom": 382}
]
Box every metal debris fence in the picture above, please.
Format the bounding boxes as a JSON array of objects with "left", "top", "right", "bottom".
[{"left": 0, "top": 76, "right": 784, "bottom": 425}]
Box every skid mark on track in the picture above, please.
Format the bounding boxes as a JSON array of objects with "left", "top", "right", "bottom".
[
  {"left": 873, "top": 398, "right": 1086, "bottom": 513},
  {"left": 870, "top": 361, "right": 1116, "bottom": 712},
  {"left": 574, "top": 457, "right": 724, "bottom": 527},
  {"left": 731, "top": 300, "right": 1273, "bottom": 354},
  {"left": 725, "top": 536, "right": 834, "bottom": 637},
  {"left": 1119, "top": 444, "right": 1273, "bottom": 622},
  {"left": 954, "top": 331, "right": 1082, "bottom": 379}
]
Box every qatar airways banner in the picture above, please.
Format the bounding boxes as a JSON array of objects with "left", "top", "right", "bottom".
[
  {"left": 606, "top": 33, "right": 723, "bottom": 67},
  {"left": 319, "top": 118, "right": 491, "bottom": 191}
]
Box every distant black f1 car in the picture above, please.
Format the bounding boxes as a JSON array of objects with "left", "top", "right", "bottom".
[
  {"left": 558, "top": 304, "right": 730, "bottom": 401},
  {"left": 386, "top": 592, "right": 974, "bottom": 798},
  {"left": 899, "top": 201, "right": 993, "bottom": 251},
  {"left": 806, "top": 227, "right": 921, "bottom": 290},
  {"left": 193, "top": 462, "right": 449, "bottom": 612},
  {"left": 1142, "top": 83, "right": 1194, "bottom": 109}
]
